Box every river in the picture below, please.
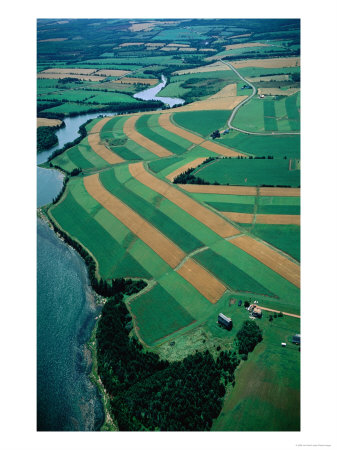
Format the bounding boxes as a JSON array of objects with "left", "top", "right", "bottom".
[
  {"left": 37, "top": 79, "right": 184, "bottom": 431},
  {"left": 133, "top": 75, "right": 185, "bottom": 107}
]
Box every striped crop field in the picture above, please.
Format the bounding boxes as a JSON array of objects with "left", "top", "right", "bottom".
[{"left": 47, "top": 64, "right": 300, "bottom": 346}]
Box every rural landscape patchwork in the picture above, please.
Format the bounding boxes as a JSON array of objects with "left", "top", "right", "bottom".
[{"left": 37, "top": 18, "right": 300, "bottom": 432}]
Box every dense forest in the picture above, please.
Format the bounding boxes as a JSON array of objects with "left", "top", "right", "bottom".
[
  {"left": 37, "top": 126, "right": 59, "bottom": 152},
  {"left": 95, "top": 295, "right": 262, "bottom": 431}
]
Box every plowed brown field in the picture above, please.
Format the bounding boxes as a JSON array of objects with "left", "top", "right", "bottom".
[
  {"left": 255, "top": 215, "right": 300, "bottom": 225},
  {"left": 95, "top": 69, "right": 131, "bottom": 77},
  {"left": 123, "top": 116, "right": 172, "bottom": 157},
  {"left": 37, "top": 118, "right": 62, "bottom": 128},
  {"left": 231, "top": 57, "right": 300, "bottom": 69},
  {"left": 84, "top": 174, "right": 185, "bottom": 268},
  {"left": 226, "top": 42, "right": 269, "bottom": 50},
  {"left": 41, "top": 68, "right": 96, "bottom": 75},
  {"left": 230, "top": 235, "right": 300, "bottom": 287},
  {"left": 129, "top": 162, "right": 240, "bottom": 239},
  {"left": 221, "top": 212, "right": 254, "bottom": 223},
  {"left": 88, "top": 117, "right": 124, "bottom": 164},
  {"left": 258, "top": 87, "right": 300, "bottom": 96},
  {"left": 259, "top": 187, "right": 300, "bottom": 197},
  {"left": 37, "top": 73, "right": 104, "bottom": 82},
  {"left": 166, "top": 158, "right": 208, "bottom": 181},
  {"left": 177, "top": 258, "right": 227, "bottom": 303}
]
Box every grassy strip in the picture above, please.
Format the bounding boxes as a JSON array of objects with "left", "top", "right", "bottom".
[
  {"left": 194, "top": 248, "right": 275, "bottom": 297},
  {"left": 136, "top": 115, "right": 188, "bottom": 155},
  {"left": 100, "top": 168, "right": 204, "bottom": 253}
]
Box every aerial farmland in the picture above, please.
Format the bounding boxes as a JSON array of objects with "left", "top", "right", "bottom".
[{"left": 37, "top": 18, "right": 301, "bottom": 433}]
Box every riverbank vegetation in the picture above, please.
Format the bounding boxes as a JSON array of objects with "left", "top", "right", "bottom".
[{"left": 37, "top": 125, "right": 61, "bottom": 152}]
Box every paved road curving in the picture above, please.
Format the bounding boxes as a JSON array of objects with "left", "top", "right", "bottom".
[{"left": 220, "top": 59, "right": 300, "bottom": 136}]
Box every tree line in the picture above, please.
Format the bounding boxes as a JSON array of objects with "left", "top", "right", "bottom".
[{"left": 37, "top": 125, "right": 62, "bottom": 152}]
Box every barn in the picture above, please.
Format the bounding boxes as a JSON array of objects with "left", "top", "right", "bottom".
[
  {"left": 218, "top": 313, "right": 232, "bottom": 330},
  {"left": 292, "top": 334, "right": 301, "bottom": 345}
]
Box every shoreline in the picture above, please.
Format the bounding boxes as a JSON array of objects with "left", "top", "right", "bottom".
[
  {"left": 37, "top": 207, "right": 110, "bottom": 430},
  {"left": 87, "top": 320, "right": 117, "bottom": 431}
]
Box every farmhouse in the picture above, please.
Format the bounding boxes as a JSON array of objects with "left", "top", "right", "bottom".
[
  {"left": 218, "top": 313, "right": 232, "bottom": 330},
  {"left": 259, "top": 94, "right": 265, "bottom": 99},
  {"left": 250, "top": 305, "right": 262, "bottom": 318},
  {"left": 292, "top": 334, "right": 301, "bottom": 345}
]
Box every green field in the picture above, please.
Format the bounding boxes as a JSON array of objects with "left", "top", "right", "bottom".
[
  {"left": 172, "top": 110, "right": 232, "bottom": 137},
  {"left": 194, "top": 249, "right": 275, "bottom": 296},
  {"left": 233, "top": 93, "right": 300, "bottom": 132},
  {"left": 129, "top": 284, "right": 196, "bottom": 346},
  {"left": 212, "top": 315, "right": 300, "bottom": 431},
  {"left": 135, "top": 115, "right": 189, "bottom": 154},
  {"left": 49, "top": 178, "right": 151, "bottom": 280},
  {"left": 192, "top": 158, "right": 300, "bottom": 187},
  {"left": 241, "top": 224, "right": 300, "bottom": 261},
  {"left": 218, "top": 130, "right": 300, "bottom": 158}
]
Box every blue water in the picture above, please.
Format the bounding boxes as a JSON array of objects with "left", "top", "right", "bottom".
[
  {"left": 37, "top": 113, "right": 110, "bottom": 431},
  {"left": 37, "top": 219, "right": 104, "bottom": 431},
  {"left": 133, "top": 75, "right": 185, "bottom": 107}
]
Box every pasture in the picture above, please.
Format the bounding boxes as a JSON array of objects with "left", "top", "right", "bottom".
[
  {"left": 192, "top": 158, "right": 300, "bottom": 187},
  {"left": 212, "top": 315, "right": 300, "bottom": 431},
  {"left": 172, "top": 110, "right": 232, "bottom": 137}
]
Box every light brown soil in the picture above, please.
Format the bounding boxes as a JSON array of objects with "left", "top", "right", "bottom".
[
  {"left": 199, "top": 48, "right": 217, "bottom": 52},
  {"left": 259, "top": 187, "right": 300, "bottom": 197},
  {"left": 129, "top": 162, "right": 240, "bottom": 239},
  {"left": 257, "top": 306, "right": 300, "bottom": 319},
  {"left": 226, "top": 42, "right": 269, "bottom": 50},
  {"left": 37, "top": 118, "right": 62, "bottom": 128},
  {"left": 221, "top": 212, "right": 254, "bottom": 223},
  {"left": 178, "top": 184, "right": 257, "bottom": 195},
  {"left": 41, "top": 68, "right": 96, "bottom": 75},
  {"left": 158, "top": 113, "right": 245, "bottom": 157},
  {"left": 173, "top": 62, "right": 230, "bottom": 76},
  {"left": 88, "top": 117, "right": 124, "bottom": 164},
  {"left": 230, "top": 235, "right": 300, "bottom": 288},
  {"left": 37, "top": 73, "right": 104, "bottom": 82},
  {"left": 161, "top": 47, "right": 178, "bottom": 51},
  {"left": 166, "top": 158, "right": 208, "bottom": 181},
  {"left": 179, "top": 47, "right": 197, "bottom": 51},
  {"left": 119, "top": 42, "right": 144, "bottom": 47},
  {"left": 123, "top": 116, "right": 172, "bottom": 157},
  {"left": 129, "top": 22, "right": 155, "bottom": 32},
  {"left": 255, "top": 214, "right": 300, "bottom": 225},
  {"left": 84, "top": 174, "right": 185, "bottom": 268},
  {"left": 228, "top": 33, "right": 251, "bottom": 39},
  {"left": 246, "top": 75, "right": 289, "bottom": 82},
  {"left": 231, "top": 57, "right": 300, "bottom": 69},
  {"left": 114, "top": 77, "right": 159, "bottom": 85},
  {"left": 95, "top": 69, "right": 131, "bottom": 77},
  {"left": 169, "top": 84, "right": 247, "bottom": 111},
  {"left": 257, "top": 87, "right": 300, "bottom": 96},
  {"left": 177, "top": 258, "right": 227, "bottom": 303}
]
